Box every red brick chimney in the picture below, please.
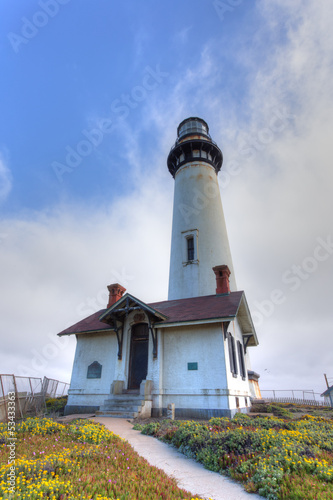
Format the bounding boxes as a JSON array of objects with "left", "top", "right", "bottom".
[
  {"left": 107, "top": 283, "right": 126, "bottom": 307},
  {"left": 213, "top": 265, "right": 231, "bottom": 295}
]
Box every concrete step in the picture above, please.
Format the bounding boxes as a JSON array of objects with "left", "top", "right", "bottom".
[
  {"left": 95, "top": 410, "right": 138, "bottom": 418},
  {"left": 100, "top": 394, "right": 150, "bottom": 419},
  {"left": 104, "top": 397, "right": 143, "bottom": 404},
  {"left": 102, "top": 405, "right": 141, "bottom": 412}
]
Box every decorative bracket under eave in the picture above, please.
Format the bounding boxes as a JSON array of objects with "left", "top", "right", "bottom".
[
  {"left": 114, "top": 295, "right": 142, "bottom": 317},
  {"left": 222, "top": 321, "right": 230, "bottom": 340},
  {"left": 242, "top": 334, "right": 252, "bottom": 354},
  {"left": 114, "top": 324, "right": 124, "bottom": 360},
  {"left": 104, "top": 315, "right": 124, "bottom": 360},
  {"left": 147, "top": 316, "right": 157, "bottom": 359}
]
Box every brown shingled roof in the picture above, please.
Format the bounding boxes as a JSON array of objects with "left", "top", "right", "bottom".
[
  {"left": 58, "top": 291, "right": 244, "bottom": 336},
  {"left": 149, "top": 291, "right": 243, "bottom": 324},
  {"left": 58, "top": 309, "right": 109, "bottom": 336}
]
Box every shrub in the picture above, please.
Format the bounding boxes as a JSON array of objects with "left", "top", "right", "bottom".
[
  {"left": 267, "top": 404, "right": 293, "bottom": 419},
  {"left": 17, "top": 417, "right": 65, "bottom": 435},
  {"left": 232, "top": 412, "right": 251, "bottom": 425},
  {"left": 67, "top": 419, "right": 119, "bottom": 445},
  {"left": 250, "top": 415, "right": 288, "bottom": 430},
  {"left": 45, "top": 395, "right": 68, "bottom": 415}
]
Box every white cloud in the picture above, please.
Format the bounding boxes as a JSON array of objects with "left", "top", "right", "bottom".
[
  {"left": 0, "top": 170, "right": 172, "bottom": 381},
  {"left": 223, "top": 0, "right": 333, "bottom": 394}
]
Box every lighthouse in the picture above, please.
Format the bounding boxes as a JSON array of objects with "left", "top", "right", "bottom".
[
  {"left": 168, "top": 117, "right": 237, "bottom": 300},
  {"left": 59, "top": 116, "right": 261, "bottom": 419}
]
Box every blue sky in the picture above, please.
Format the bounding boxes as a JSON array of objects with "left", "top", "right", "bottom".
[
  {"left": 2, "top": 0, "right": 262, "bottom": 213},
  {"left": 1, "top": 1, "right": 333, "bottom": 396}
]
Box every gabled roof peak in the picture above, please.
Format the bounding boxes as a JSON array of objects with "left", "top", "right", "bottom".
[{"left": 99, "top": 292, "right": 167, "bottom": 324}]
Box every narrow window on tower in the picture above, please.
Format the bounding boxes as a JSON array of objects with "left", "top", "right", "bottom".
[
  {"left": 182, "top": 229, "right": 199, "bottom": 265},
  {"left": 187, "top": 236, "right": 194, "bottom": 261}
]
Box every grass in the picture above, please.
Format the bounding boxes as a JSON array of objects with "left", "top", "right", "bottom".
[
  {"left": 134, "top": 411, "right": 333, "bottom": 500},
  {"left": 0, "top": 417, "right": 209, "bottom": 500}
]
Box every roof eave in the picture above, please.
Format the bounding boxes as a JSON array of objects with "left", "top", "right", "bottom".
[
  {"left": 155, "top": 315, "right": 236, "bottom": 329},
  {"left": 236, "top": 293, "right": 259, "bottom": 346},
  {"left": 58, "top": 327, "right": 115, "bottom": 337}
]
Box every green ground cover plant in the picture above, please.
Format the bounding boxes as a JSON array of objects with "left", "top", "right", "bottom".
[
  {"left": 45, "top": 396, "right": 68, "bottom": 416},
  {"left": 0, "top": 417, "right": 209, "bottom": 500},
  {"left": 134, "top": 412, "right": 333, "bottom": 500}
]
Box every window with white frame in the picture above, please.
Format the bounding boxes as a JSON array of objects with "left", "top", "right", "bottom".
[
  {"left": 182, "top": 229, "right": 199, "bottom": 265},
  {"left": 187, "top": 236, "right": 194, "bottom": 260}
]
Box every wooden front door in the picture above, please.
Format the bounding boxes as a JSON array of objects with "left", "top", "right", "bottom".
[{"left": 128, "top": 323, "right": 149, "bottom": 389}]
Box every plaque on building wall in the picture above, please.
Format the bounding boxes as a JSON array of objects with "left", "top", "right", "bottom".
[{"left": 87, "top": 361, "right": 102, "bottom": 379}]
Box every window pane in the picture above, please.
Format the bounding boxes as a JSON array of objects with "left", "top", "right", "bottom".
[
  {"left": 179, "top": 120, "right": 208, "bottom": 138},
  {"left": 228, "top": 333, "right": 238, "bottom": 376},
  {"left": 237, "top": 341, "right": 246, "bottom": 378},
  {"left": 187, "top": 237, "right": 194, "bottom": 260}
]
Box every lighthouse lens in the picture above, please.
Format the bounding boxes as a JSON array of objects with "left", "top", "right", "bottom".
[{"left": 178, "top": 119, "right": 208, "bottom": 138}]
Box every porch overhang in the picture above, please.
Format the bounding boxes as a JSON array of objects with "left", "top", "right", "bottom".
[
  {"left": 99, "top": 293, "right": 168, "bottom": 324},
  {"left": 99, "top": 293, "right": 167, "bottom": 359}
]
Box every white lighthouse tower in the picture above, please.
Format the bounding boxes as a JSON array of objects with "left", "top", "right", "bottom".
[
  {"left": 168, "top": 117, "right": 236, "bottom": 300},
  {"left": 60, "top": 116, "right": 261, "bottom": 419}
]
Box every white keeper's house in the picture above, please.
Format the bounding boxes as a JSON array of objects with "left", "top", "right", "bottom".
[{"left": 58, "top": 117, "right": 261, "bottom": 418}]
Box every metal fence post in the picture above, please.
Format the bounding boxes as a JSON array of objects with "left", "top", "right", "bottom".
[
  {"left": 12, "top": 375, "right": 23, "bottom": 420},
  {"left": 0, "top": 375, "right": 8, "bottom": 422}
]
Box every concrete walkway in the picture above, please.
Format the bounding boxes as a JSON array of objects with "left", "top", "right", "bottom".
[{"left": 94, "top": 417, "right": 262, "bottom": 500}]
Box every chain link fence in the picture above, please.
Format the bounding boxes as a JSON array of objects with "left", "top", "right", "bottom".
[
  {"left": 0, "top": 374, "right": 69, "bottom": 422},
  {"left": 261, "top": 389, "right": 328, "bottom": 406}
]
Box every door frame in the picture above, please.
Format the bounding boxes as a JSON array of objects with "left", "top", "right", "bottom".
[{"left": 128, "top": 323, "right": 149, "bottom": 390}]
